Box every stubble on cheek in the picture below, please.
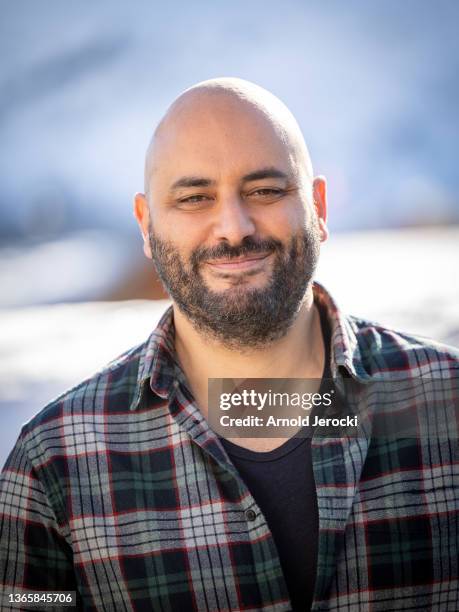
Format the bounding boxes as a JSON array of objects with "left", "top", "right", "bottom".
[{"left": 147, "top": 221, "right": 320, "bottom": 348}]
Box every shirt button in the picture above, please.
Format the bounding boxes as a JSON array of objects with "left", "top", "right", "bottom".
[{"left": 245, "top": 509, "right": 257, "bottom": 522}]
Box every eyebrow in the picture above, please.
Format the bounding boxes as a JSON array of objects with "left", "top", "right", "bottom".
[
  {"left": 241, "top": 167, "right": 289, "bottom": 182},
  {"left": 170, "top": 176, "right": 215, "bottom": 190},
  {"left": 169, "top": 167, "right": 289, "bottom": 192}
]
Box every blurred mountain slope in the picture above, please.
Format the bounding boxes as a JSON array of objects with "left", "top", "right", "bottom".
[
  {"left": 1, "top": 0, "right": 458, "bottom": 244},
  {"left": 1, "top": 226, "right": 458, "bottom": 466}
]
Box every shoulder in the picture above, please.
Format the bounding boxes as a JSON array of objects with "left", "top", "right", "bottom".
[
  {"left": 18, "top": 339, "right": 147, "bottom": 465},
  {"left": 346, "top": 314, "right": 459, "bottom": 379}
]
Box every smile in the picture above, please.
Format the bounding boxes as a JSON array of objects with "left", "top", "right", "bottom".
[{"left": 205, "top": 253, "right": 271, "bottom": 272}]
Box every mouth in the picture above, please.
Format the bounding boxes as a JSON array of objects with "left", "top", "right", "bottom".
[{"left": 205, "top": 252, "right": 272, "bottom": 272}]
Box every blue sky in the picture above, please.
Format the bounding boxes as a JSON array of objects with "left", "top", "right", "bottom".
[{"left": 1, "top": 0, "right": 458, "bottom": 239}]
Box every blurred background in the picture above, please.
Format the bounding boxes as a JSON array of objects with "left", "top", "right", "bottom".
[{"left": 1, "top": 0, "right": 458, "bottom": 465}]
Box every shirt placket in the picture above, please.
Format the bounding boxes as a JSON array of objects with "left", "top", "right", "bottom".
[{"left": 167, "top": 381, "right": 292, "bottom": 611}]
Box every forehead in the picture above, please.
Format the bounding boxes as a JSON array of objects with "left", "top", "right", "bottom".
[{"left": 147, "top": 95, "right": 298, "bottom": 191}]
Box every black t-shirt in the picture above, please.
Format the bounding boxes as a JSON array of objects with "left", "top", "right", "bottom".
[{"left": 220, "top": 305, "right": 332, "bottom": 611}]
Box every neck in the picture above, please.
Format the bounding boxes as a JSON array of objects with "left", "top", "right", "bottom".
[{"left": 173, "top": 287, "right": 325, "bottom": 420}]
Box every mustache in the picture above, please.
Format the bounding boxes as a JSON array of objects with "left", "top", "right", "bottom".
[{"left": 190, "top": 237, "right": 284, "bottom": 266}]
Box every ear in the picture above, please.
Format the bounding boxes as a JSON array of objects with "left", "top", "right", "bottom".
[
  {"left": 312, "top": 176, "right": 329, "bottom": 243},
  {"left": 133, "top": 192, "right": 153, "bottom": 259}
]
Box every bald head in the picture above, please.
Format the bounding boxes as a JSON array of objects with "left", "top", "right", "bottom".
[
  {"left": 134, "top": 77, "right": 328, "bottom": 346},
  {"left": 144, "top": 77, "right": 313, "bottom": 195}
]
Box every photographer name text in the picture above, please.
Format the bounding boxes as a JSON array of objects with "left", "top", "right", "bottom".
[{"left": 219, "top": 414, "right": 358, "bottom": 427}]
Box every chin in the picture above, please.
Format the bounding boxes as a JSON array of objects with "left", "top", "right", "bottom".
[{"left": 207, "top": 272, "right": 270, "bottom": 291}]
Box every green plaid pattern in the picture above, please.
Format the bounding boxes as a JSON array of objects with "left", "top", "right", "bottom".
[{"left": 1, "top": 283, "right": 458, "bottom": 611}]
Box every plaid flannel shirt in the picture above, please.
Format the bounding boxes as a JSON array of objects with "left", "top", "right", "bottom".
[{"left": 1, "top": 283, "right": 458, "bottom": 611}]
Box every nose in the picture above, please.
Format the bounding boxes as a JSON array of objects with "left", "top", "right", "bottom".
[{"left": 211, "top": 193, "right": 256, "bottom": 244}]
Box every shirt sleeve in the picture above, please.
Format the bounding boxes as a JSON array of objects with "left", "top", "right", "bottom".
[{"left": 0, "top": 431, "right": 77, "bottom": 610}]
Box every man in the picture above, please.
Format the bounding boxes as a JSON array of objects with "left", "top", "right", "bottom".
[{"left": 0, "top": 78, "right": 458, "bottom": 612}]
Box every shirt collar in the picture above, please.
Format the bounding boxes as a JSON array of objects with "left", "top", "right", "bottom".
[
  {"left": 312, "top": 281, "right": 372, "bottom": 383},
  {"left": 129, "top": 281, "right": 371, "bottom": 411},
  {"left": 129, "top": 306, "right": 177, "bottom": 411}
]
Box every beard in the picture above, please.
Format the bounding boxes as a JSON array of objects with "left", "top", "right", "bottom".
[{"left": 148, "top": 220, "right": 321, "bottom": 350}]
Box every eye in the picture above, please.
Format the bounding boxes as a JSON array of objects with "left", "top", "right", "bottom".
[
  {"left": 247, "top": 188, "right": 286, "bottom": 200},
  {"left": 253, "top": 188, "right": 282, "bottom": 196},
  {"left": 178, "top": 194, "right": 210, "bottom": 204},
  {"left": 176, "top": 194, "right": 214, "bottom": 210}
]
